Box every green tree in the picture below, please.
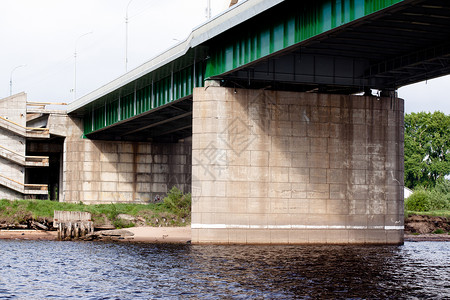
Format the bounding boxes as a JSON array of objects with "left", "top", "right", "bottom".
[{"left": 404, "top": 111, "right": 450, "bottom": 189}]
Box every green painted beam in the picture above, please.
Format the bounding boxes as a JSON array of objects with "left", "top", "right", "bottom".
[
  {"left": 84, "top": 61, "right": 205, "bottom": 135},
  {"left": 84, "top": 0, "right": 403, "bottom": 136},
  {"left": 205, "top": 0, "right": 404, "bottom": 79}
]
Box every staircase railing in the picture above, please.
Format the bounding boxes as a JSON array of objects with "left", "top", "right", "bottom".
[
  {"left": 0, "top": 173, "right": 48, "bottom": 195},
  {"left": 0, "top": 116, "right": 49, "bottom": 138},
  {"left": 0, "top": 145, "right": 49, "bottom": 166}
]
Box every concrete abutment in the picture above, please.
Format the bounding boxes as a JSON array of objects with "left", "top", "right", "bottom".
[
  {"left": 63, "top": 117, "right": 192, "bottom": 204},
  {"left": 191, "top": 87, "right": 404, "bottom": 244}
]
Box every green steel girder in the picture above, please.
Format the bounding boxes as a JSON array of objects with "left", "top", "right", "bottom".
[
  {"left": 84, "top": 0, "right": 404, "bottom": 137},
  {"left": 84, "top": 61, "right": 205, "bottom": 135},
  {"left": 205, "top": 0, "right": 404, "bottom": 79}
]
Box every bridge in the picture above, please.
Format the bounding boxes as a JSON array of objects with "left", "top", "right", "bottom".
[{"left": 62, "top": 0, "right": 449, "bottom": 244}]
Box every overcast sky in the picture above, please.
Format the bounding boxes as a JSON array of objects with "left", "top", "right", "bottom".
[{"left": 0, "top": 0, "right": 449, "bottom": 114}]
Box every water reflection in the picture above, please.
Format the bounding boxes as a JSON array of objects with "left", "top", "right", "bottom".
[{"left": 0, "top": 241, "right": 448, "bottom": 299}]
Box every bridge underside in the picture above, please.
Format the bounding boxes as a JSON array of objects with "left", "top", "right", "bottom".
[
  {"left": 85, "top": 98, "right": 192, "bottom": 142},
  {"left": 216, "top": 0, "right": 450, "bottom": 94},
  {"left": 82, "top": 0, "right": 450, "bottom": 142}
]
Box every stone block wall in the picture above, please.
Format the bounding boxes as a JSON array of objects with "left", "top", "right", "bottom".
[
  {"left": 63, "top": 117, "right": 191, "bottom": 204},
  {"left": 0, "top": 93, "right": 27, "bottom": 199},
  {"left": 191, "top": 87, "right": 404, "bottom": 244}
]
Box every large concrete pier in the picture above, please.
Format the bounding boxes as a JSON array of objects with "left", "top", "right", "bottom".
[
  {"left": 63, "top": 116, "right": 191, "bottom": 203},
  {"left": 191, "top": 87, "right": 404, "bottom": 244}
]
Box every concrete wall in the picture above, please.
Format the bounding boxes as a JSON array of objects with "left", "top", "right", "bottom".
[
  {"left": 191, "top": 87, "right": 404, "bottom": 244},
  {"left": 0, "top": 93, "right": 27, "bottom": 199},
  {"left": 63, "top": 116, "right": 191, "bottom": 204}
]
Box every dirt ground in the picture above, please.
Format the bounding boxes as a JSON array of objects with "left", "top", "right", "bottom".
[
  {"left": 404, "top": 214, "right": 450, "bottom": 241},
  {"left": 0, "top": 226, "right": 192, "bottom": 243},
  {"left": 405, "top": 215, "right": 450, "bottom": 234},
  {"left": 0, "top": 229, "right": 57, "bottom": 241},
  {"left": 404, "top": 233, "right": 450, "bottom": 242}
]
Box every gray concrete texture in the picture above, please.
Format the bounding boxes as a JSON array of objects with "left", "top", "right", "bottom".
[
  {"left": 63, "top": 116, "right": 191, "bottom": 203},
  {"left": 0, "top": 93, "right": 27, "bottom": 199},
  {"left": 191, "top": 87, "right": 404, "bottom": 244}
]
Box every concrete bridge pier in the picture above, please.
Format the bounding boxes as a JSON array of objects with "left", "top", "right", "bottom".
[{"left": 191, "top": 87, "right": 404, "bottom": 244}]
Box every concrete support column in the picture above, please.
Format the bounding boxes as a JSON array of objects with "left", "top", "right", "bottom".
[
  {"left": 191, "top": 87, "right": 404, "bottom": 244},
  {"left": 64, "top": 117, "right": 191, "bottom": 204}
]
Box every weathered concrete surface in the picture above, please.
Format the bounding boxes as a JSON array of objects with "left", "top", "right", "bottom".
[
  {"left": 0, "top": 93, "right": 27, "bottom": 199},
  {"left": 63, "top": 116, "right": 191, "bottom": 204},
  {"left": 191, "top": 87, "right": 404, "bottom": 244}
]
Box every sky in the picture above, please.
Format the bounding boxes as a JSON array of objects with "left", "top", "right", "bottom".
[{"left": 0, "top": 0, "right": 449, "bottom": 114}]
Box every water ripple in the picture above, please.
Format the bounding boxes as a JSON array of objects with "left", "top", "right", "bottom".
[{"left": 0, "top": 240, "right": 448, "bottom": 299}]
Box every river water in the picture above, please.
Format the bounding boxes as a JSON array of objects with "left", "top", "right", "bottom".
[{"left": 0, "top": 240, "right": 448, "bottom": 299}]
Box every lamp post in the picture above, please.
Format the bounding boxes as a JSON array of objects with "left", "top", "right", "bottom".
[
  {"left": 125, "top": 0, "right": 135, "bottom": 73},
  {"left": 206, "top": 0, "right": 211, "bottom": 19},
  {"left": 10, "top": 65, "right": 26, "bottom": 96},
  {"left": 73, "top": 31, "right": 93, "bottom": 101}
]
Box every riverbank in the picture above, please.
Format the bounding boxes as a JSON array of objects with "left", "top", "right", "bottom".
[
  {"left": 404, "top": 233, "right": 450, "bottom": 242},
  {"left": 0, "top": 226, "right": 192, "bottom": 243},
  {"left": 2, "top": 227, "right": 449, "bottom": 243},
  {"left": 0, "top": 229, "right": 57, "bottom": 241},
  {"left": 0, "top": 196, "right": 191, "bottom": 229},
  {"left": 86, "top": 226, "right": 192, "bottom": 243}
]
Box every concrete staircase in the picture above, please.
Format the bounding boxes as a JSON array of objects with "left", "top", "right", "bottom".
[
  {"left": 0, "top": 174, "right": 48, "bottom": 195},
  {"left": 0, "top": 109, "right": 50, "bottom": 197},
  {"left": 0, "top": 116, "right": 49, "bottom": 138},
  {"left": 0, "top": 145, "right": 49, "bottom": 167}
]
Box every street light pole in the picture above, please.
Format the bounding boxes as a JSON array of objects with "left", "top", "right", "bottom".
[
  {"left": 206, "top": 0, "right": 211, "bottom": 19},
  {"left": 125, "top": 0, "right": 134, "bottom": 73},
  {"left": 10, "top": 65, "right": 26, "bottom": 96},
  {"left": 73, "top": 31, "right": 93, "bottom": 101}
]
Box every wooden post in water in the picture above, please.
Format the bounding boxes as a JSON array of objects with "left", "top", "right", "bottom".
[{"left": 54, "top": 211, "right": 93, "bottom": 241}]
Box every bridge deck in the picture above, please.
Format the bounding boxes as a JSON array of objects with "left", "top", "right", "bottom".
[{"left": 68, "top": 0, "right": 450, "bottom": 141}]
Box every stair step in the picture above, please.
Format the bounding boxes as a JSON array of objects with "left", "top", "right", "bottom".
[
  {"left": 0, "top": 145, "right": 49, "bottom": 167},
  {"left": 0, "top": 174, "right": 48, "bottom": 195},
  {"left": 0, "top": 116, "right": 49, "bottom": 138}
]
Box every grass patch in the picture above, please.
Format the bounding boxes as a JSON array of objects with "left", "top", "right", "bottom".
[
  {"left": 0, "top": 195, "right": 191, "bottom": 228},
  {"left": 406, "top": 210, "right": 450, "bottom": 218},
  {"left": 163, "top": 187, "right": 191, "bottom": 219}
]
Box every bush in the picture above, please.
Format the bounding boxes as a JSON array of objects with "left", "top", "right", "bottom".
[
  {"left": 163, "top": 187, "right": 191, "bottom": 218},
  {"left": 434, "top": 180, "right": 450, "bottom": 207},
  {"left": 428, "top": 190, "right": 449, "bottom": 210},
  {"left": 406, "top": 181, "right": 450, "bottom": 212},
  {"left": 435, "top": 180, "right": 450, "bottom": 194},
  {"left": 405, "top": 189, "right": 431, "bottom": 212}
]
